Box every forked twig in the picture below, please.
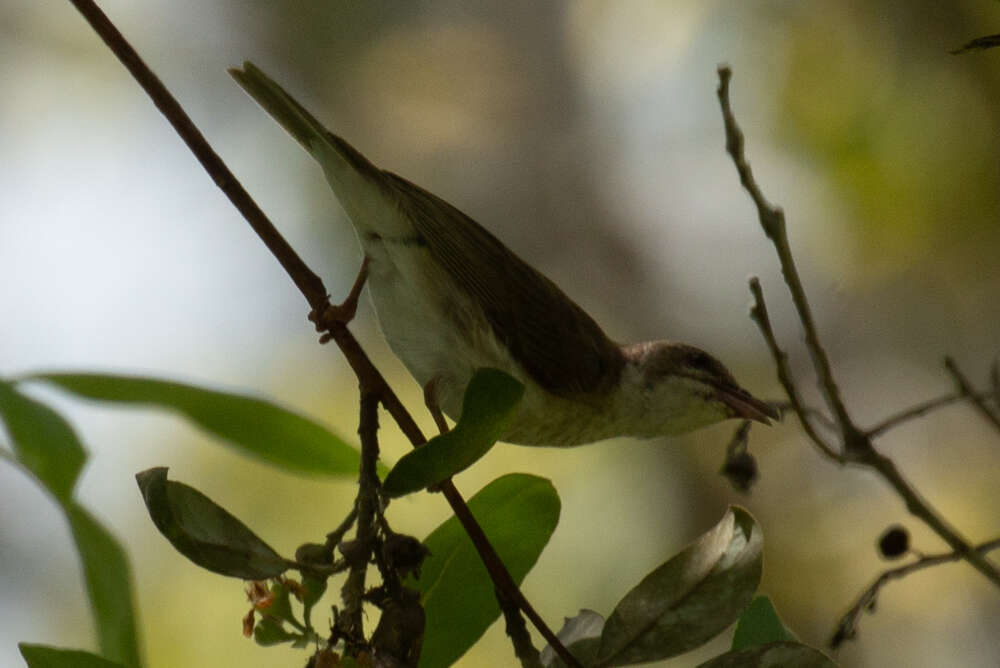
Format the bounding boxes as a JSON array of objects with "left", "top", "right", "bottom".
[
  {"left": 831, "top": 537, "right": 1000, "bottom": 649},
  {"left": 716, "top": 64, "right": 1000, "bottom": 629},
  {"left": 716, "top": 68, "right": 856, "bottom": 441}
]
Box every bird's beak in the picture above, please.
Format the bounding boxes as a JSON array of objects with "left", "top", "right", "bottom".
[{"left": 715, "top": 385, "right": 780, "bottom": 425}]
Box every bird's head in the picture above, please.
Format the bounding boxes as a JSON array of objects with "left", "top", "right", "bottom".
[{"left": 618, "top": 341, "right": 778, "bottom": 437}]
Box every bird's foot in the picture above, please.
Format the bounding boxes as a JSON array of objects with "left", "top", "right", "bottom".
[{"left": 310, "top": 257, "right": 371, "bottom": 343}]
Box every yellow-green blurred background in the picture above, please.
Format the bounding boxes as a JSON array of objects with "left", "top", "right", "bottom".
[{"left": 2, "top": 1, "right": 999, "bottom": 667}]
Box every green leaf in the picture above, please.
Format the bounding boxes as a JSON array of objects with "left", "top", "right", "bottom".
[
  {"left": 19, "top": 644, "right": 126, "bottom": 668},
  {"left": 0, "top": 384, "right": 140, "bottom": 666},
  {"left": 67, "top": 504, "right": 142, "bottom": 668},
  {"left": 300, "top": 574, "right": 327, "bottom": 629},
  {"left": 595, "top": 506, "right": 763, "bottom": 666},
  {"left": 260, "top": 580, "right": 300, "bottom": 627},
  {"left": 408, "top": 474, "right": 560, "bottom": 668},
  {"left": 697, "top": 641, "right": 839, "bottom": 668},
  {"left": 382, "top": 369, "right": 524, "bottom": 498},
  {"left": 732, "top": 596, "right": 797, "bottom": 650},
  {"left": 136, "top": 467, "right": 288, "bottom": 579},
  {"left": 0, "top": 380, "right": 86, "bottom": 501},
  {"left": 252, "top": 617, "right": 299, "bottom": 647},
  {"left": 29, "top": 373, "right": 360, "bottom": 477}
]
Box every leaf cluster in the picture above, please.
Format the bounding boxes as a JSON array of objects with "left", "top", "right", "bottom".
[{"left": 3, "top": 370, "right": 835, "bottom": 667}]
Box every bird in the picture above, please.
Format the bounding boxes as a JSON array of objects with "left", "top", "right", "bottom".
[{"left": 230, "top": 62, "right": 777, "bottom": 447}]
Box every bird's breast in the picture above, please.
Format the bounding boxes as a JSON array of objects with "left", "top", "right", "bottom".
[{"left": 363, "top": 240, "right": 523, "bottom": 419}]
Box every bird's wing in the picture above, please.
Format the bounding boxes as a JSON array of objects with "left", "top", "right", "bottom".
[
  {"left": 384, "top": 172, "right": 624, "bottom": 397},
  {"left": 230, "top": 62, "right": 409, "bottom": 238},
  {"left": 231, "top": 62, "right": 623, "bottom": 397}
]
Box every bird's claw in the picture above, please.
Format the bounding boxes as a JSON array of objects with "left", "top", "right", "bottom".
[{"left": 309, "top": 257, "right": 371, "bottom": 342}]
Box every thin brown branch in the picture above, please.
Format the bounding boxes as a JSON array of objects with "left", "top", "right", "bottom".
[
  {"left": 66, "top": 0, "right": 326, "bottom": 310},
  {"left": 437, "top": 482, "right": 579, "bottom": 665},
  {"left": 945, "top": 357, "right": 1000, "bottom": 433},
  {"left": 336, "top": 390, "right": 382, "bottom": 648},
  {"left": 65, "top": 2, "right": 579, "bottom": 664},
  {"left": 769, "top": 400, "right": 842, "bottom": 435},
  {"left": 498, "top": 586, "right": 544, "bottom": 668},
  {"left": 951, "top": 33, "right": 1000, "bottom": 55},
  {"left": 866, "top": 387, "right": 1000, "bottom": 438},
  {"left": 786, "top": 402, "right": 838, "bottom": 433},
  {"left": 325, "top": 507, "right": 359, "bottom": 554},
  {"left": 830, "top": 537, "right": 1000, "bottom": 649},
  {"left": 748, "top": 278, "right": 842, "bottom": 461},
  {"left": 717, "top": 65, "right": 858, "bottom": 445},
  {"left": 718, "top": 66, "right": 1000, "bottom": 591}
]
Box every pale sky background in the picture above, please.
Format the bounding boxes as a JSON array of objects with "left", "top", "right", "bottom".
[{"left": 2, "top": 2, "right": 1000, "bottom": 667}]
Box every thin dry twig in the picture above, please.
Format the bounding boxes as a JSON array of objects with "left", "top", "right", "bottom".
[
  {"left": 951, "top": 33, "right": 1000, "bottom": 55},
  {"left": 336, "top": 389, "right": 382, "bottom": 647},
  {"left": 830, "top": 537, "right": 1000, "bottom": 649},
  {"left": 945, "top": 357, "right": 1000, "bottom": 433},
  {"left": 499, "top": 587, "right": 545, "bottom": 668},
  {"left": 717, "top": 67, "right": 857, "bottom": 443},
  {"left": 325, "top": 507, "right": 359, "bottom": 554},
  {"left": 65, "top": 1, "right": 579, "bottom": 665},
  {"left": 866, "top": 386, "right": 999, "bottom": 438},
  {"left": 717, "top": 65, "right": 1000, "bottom": 597},
  {"left": 747, "top": 278, "right": 842, "bottom": 461}
]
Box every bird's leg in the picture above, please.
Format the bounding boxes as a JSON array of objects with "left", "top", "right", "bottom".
[
  {"left": 311, "top": 256, "right": 371, "bottom": 342},
  {"left": 423, "top": 376, "right": 450, "bottom": 435},
  {"left": 423, "top": 377, "right": 452, "bottom": 494}
]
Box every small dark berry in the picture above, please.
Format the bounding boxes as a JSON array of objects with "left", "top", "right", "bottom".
[{"left": 878, "top": 525, "right": 910, "bottom": 559}]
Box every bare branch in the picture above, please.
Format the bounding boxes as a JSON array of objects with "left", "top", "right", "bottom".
[
  {"left": 748, "top": 278, "right": 843, "bottom": 461},
  {"left": 866, "top": 387, "right": 1000, "bottom": 438},
  {"left": 951, "top": 34, "right": 1000, "bottom": 55},
  {"left": 336, "top": 390, "right": 382, "bottom": 647},
  {"left": 717, "top": 66, "right": 1000, "bottom": 599},
  {"left": 945, "top": 357, "right": 1000, "bottom": 433},
  {"left": 717, "top": 65, "right": 858, "bottom": 443},
  {"left": 325, "top": 507, "right": 359, "bottom": 554},
  {"left": 831, "top": 537, "right": 1000, "bottom": 649},
  {"left": 66, "top": 0, "right": 326, "bottom": 309},
  {"left": 499, "top": 588, "right": 544, "bottom": 668}
]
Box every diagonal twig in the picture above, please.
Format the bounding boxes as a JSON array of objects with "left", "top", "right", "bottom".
[
  {"left": 716, "top": 67, "right": 858, "bottom": 444},
  {"left": 830, "top": 536, "right": 1000, "bottom": 649},
  {"left": 866, "top": 386, "right": 999, "bottom": 438},
  {"left": 945, "top": 357, "right": 1000, "bottom": 433},
  {"left": 748, "top": 278, "right": 842, "bottom": 461}
]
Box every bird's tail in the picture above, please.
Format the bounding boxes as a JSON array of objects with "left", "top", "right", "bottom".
[{"left": 229, "top": 62, "right": 402, "bottom": 235}]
